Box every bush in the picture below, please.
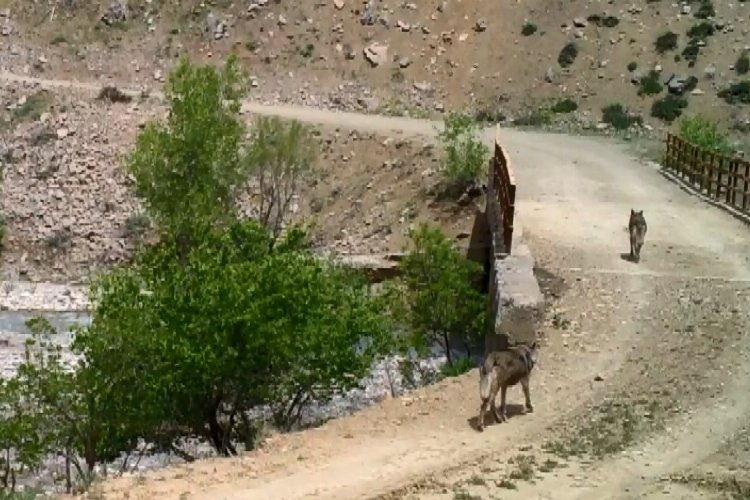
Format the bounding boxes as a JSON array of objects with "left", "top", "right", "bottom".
[
  {"left": 558, "top": 42, "right": 578, "bottom": 68},
  {"left": 627, "top": 61, "right": 638, "bottom": 71},
  {"left": 514, "top": 107, "right": 552, "bottom": 126},
  {"left": 437, "top": 112, "right": 489, "bottom": 192},
  {"left": 651, "top": 94, "right": 688, "bottom": 122},
  {"left": 717, "top": 81, "right": 750, "bottom": 105},
  {"left": 521, "top": 22, "right": 538, "bottom": 36},
  {"left": 736, "top": 52, "right": 750, "bottom": 75},
  {"left": 682, "top": 40, "right": 701, "bottom": 64},
  {"left": 638, "top": 70, "right": 664, "bottom": 96},
  {"left": 693, "top": 0, "right": 715, "bottom": 19},
  {"left": 679, "top": 114, "right": 732, "bottom": 154},
  {"left": 551, "top": 98, "right": 578, "bottom": 113},
  {"left": 687, "top": 21, "right": 715, "bottom": 40},
  {"left": 602, "top": 104, "right": 641, "bottom": 130},
  {"left": 655, "top": 32, "right": 678, "bottom": 53},
  {"left": 399, "top": 223, "right": 488, "bottom": 366}
]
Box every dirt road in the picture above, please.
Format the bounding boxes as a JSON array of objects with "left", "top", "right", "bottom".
[{"left": 2, "top": 72, "right": 749, "bottom": 499}]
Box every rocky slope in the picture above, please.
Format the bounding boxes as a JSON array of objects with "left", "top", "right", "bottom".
[{"left": 1, "top": 1, "right": 748, "bottom": 141}]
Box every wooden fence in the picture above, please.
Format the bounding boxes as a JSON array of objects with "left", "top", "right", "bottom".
[
  {"left": 665, "top": 133, "right": 750, "bottom": 216},
  {"left": 486, "top": 126, "right": 517, "bottom": 256}
]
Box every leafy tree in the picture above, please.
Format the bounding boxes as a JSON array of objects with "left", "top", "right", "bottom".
[
  {"left": 126, "top": 55, "right": 250, "bottom": 247},
  {"left": 399, "top": 222, "right": 488, "bottom": 366},
  {"left": 247, "top": 116, "right": 318, "bottom": 239},
  {"left": 436, "top": 113, "right": 489, "bottom": 193}
]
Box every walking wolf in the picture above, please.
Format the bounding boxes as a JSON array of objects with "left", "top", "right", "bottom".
[
  {"left": 477, "top": 342, "right": 538, "bottom": 432},
  {"left": 629, "top": 209, "right": 647, "bottom": 263}
]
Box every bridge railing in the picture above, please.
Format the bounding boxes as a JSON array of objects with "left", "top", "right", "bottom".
[
  {"left": 665, "top": 133, "right": 750, "bottom": 216},
  {"left": 486, "top": 126, "right": 517, "bottom": 256}
]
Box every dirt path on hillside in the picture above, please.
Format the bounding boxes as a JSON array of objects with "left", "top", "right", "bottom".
[{"left": 3, "top": 72, "right": 750, "bottom": 500}]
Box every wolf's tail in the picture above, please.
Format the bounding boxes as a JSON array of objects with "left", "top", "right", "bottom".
[{"left": 479, "top": 357, "right": 497, "bottom": 401}]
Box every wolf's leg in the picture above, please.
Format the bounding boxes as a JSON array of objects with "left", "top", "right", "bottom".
[
  {"left": 521, "top": 376, "right": 533, "bottom": 413},
  {"left": 478, "top": 398, "right": 488, "bottom": 432},
  {"left": 498, "top": 385, "right": 508, "bottom": 422}
]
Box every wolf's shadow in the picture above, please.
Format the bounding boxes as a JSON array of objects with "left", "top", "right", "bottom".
[
  {"left": 619, "top": 252, "right": 636, "bottom": 263},
  {"left": 467, "top": 403, "right": 526, "bottom": 431}
]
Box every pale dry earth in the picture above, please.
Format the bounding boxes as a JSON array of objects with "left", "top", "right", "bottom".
[{"left": 1, "top": 72, "right": 749, "bottom": 500}]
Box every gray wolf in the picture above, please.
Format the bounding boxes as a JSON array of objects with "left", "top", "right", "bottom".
[
  {"left": 477, "top": 342, "right": 538, "bottom": 432},
  {"left": 628, "top": 209, "right": 647, "bottom": 263}
]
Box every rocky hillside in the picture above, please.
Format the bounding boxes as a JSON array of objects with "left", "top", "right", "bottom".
[
  {"left": 0, "top": 84, "right": 477, "bottom": 282},
  {"left": 1, "top": 0, "right": 749, "bottom": 140}
]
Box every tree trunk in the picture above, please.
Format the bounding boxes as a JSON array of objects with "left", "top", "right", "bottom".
[{"left": 442, "top": 331, "right": 452, "bottom": 366}]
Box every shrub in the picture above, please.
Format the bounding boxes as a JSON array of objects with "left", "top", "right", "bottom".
[
  {"left": 687, "top": 21, "right": 715, "bottom": 40},
  {"left": 558, "top": 42, "right": 578, "bottom": 68},
  {"left": 437, "top": 112, "right": 490, "bottom": 192},
  {"left": 602, "top": 104, "right": 641, "bottom": 130},
  {"left": 551, "top": 98, "right": 578, "bottom": 113},
  {"left": 627, "top": 61, "right": 638, "bottom": 71},
  {"left": 123, "top": 213, "right": 151, "bottom": 240},
  {"left": 399, "top": 222, "right": 488, "bottom": 366},
  {"left": 655, "top": 32, "right": 678, "bottom": 53},
  {"left": 682, "top": 40, "right": 701, "bottom": 64},
  {"left": 12, "top": 90, "right": 52, "bottom": 122},
  {"left": 693, "top": 0, "right": 715, "bottom": 19},
  {"left": 521, "top": 22, "right": 538, "bottom": 36},
  {"left": 679, "top": 114, "right": 732, "bottom": 154},
  {"left": 736, "top": 52, "right": 750, "bottom": 75},
  {"left": 717, "top": 81, "right": 750, "bottom": 105},
  {"left": 651, "top": 94, "right": 688, "bottom": 122},
  {"left": 638, "top": 70, "right": 664, "bottom": 96},
  {"left": 514, "top": 107, "right": 552, "bottom": 126}
]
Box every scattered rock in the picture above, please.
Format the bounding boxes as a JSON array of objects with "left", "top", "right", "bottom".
[
  {"left": 573, "top": 17, "right": 588, "bottom": 28},
  {"left": 363, "top": 42, "right": 388, "bottom": 67},
  {"left": 474, "top": 19, "right": 487, "bottom": 33},
  {"left": 334, "top": 0, "right": 344, "bottom": 10}
]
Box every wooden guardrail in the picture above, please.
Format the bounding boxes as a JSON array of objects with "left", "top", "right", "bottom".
[
  {"left": 486, "top": 125, "right": 517, "bottom": 256},
  {"left": 665, "top": 133, "right": 750, "bottom": 216}
]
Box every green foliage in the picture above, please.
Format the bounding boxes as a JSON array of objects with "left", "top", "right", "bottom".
[
  {"left": 437, "top": 113, "right": 489, "bottom": 192},
  {"left": 654, "top": 32, "right": 678, "bottom": 53},
  {"left": 651, "top": 95, "right": 688, "bottom": 122},
  {"left": 687, "top": 21, "right": 715, "bottom": 40},
  {"left": 682, "top": 40, "right": 701, "bottom": 64},
  {"left": 440, "top": 357, "right": 475, "bottom": 378},
  {"left": 123, "top": 213, "right": 151, "bottom": 241},
  {"left": 627, "top": 61, "right": 638, "bottom": 72},
  {"left": 521, "top": 22, "right": 538, "bottom": 36},
  {"left": 736, "top": 53, "right": 750, "bottom": 76},
  {"left": 679, "top": 115, "right": 732, "bottom": 154},
  {"left": 126, "top": 55, "right": 250, "bottom": 244},
  {"left": 551, "top": 98, "right": 578, "bottom": 114},
  {"left": 718, "top": 81, "right": 750, "bottom": 105},
  {"left": 558, "top": 42, "right": 578, "bottom": 68},
  {"left": 246, "top": 116, "right": 318, "bottom": 238},
  {"left": 602, "top": 104, "right": 641, "bottom": 130},
  {"left": 693, "top": 0, "right": 715, "bottom": 19},
  {"left": 78, "top": 220, "right": 390, "bottom": 447},
  {"left": 638, "top": 71, "right": 664, "bottom": 96},
  {"left": 399, "top": 223, "right": 488, "bottom": 366}
]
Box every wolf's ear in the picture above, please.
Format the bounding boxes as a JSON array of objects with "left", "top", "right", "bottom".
[
  {"left": 638, "top": 210, "right": 644, "bottom": 215},
  {"left": 530, "top": 341, "right": 538, "bottom": 350},
  {"left": 631, "top": 209, "right": 635, "bottom": 215}
]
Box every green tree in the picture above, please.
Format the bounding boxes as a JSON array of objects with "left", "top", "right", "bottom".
[
  {"left": 436, "top": 113, "right": 490, "bottom": 194},
  {"left": 399, "top": 222, "right": 488, "bottom": 366},
  {"left": 126, "top": 55, "right": 250, "bottom": 247}
]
